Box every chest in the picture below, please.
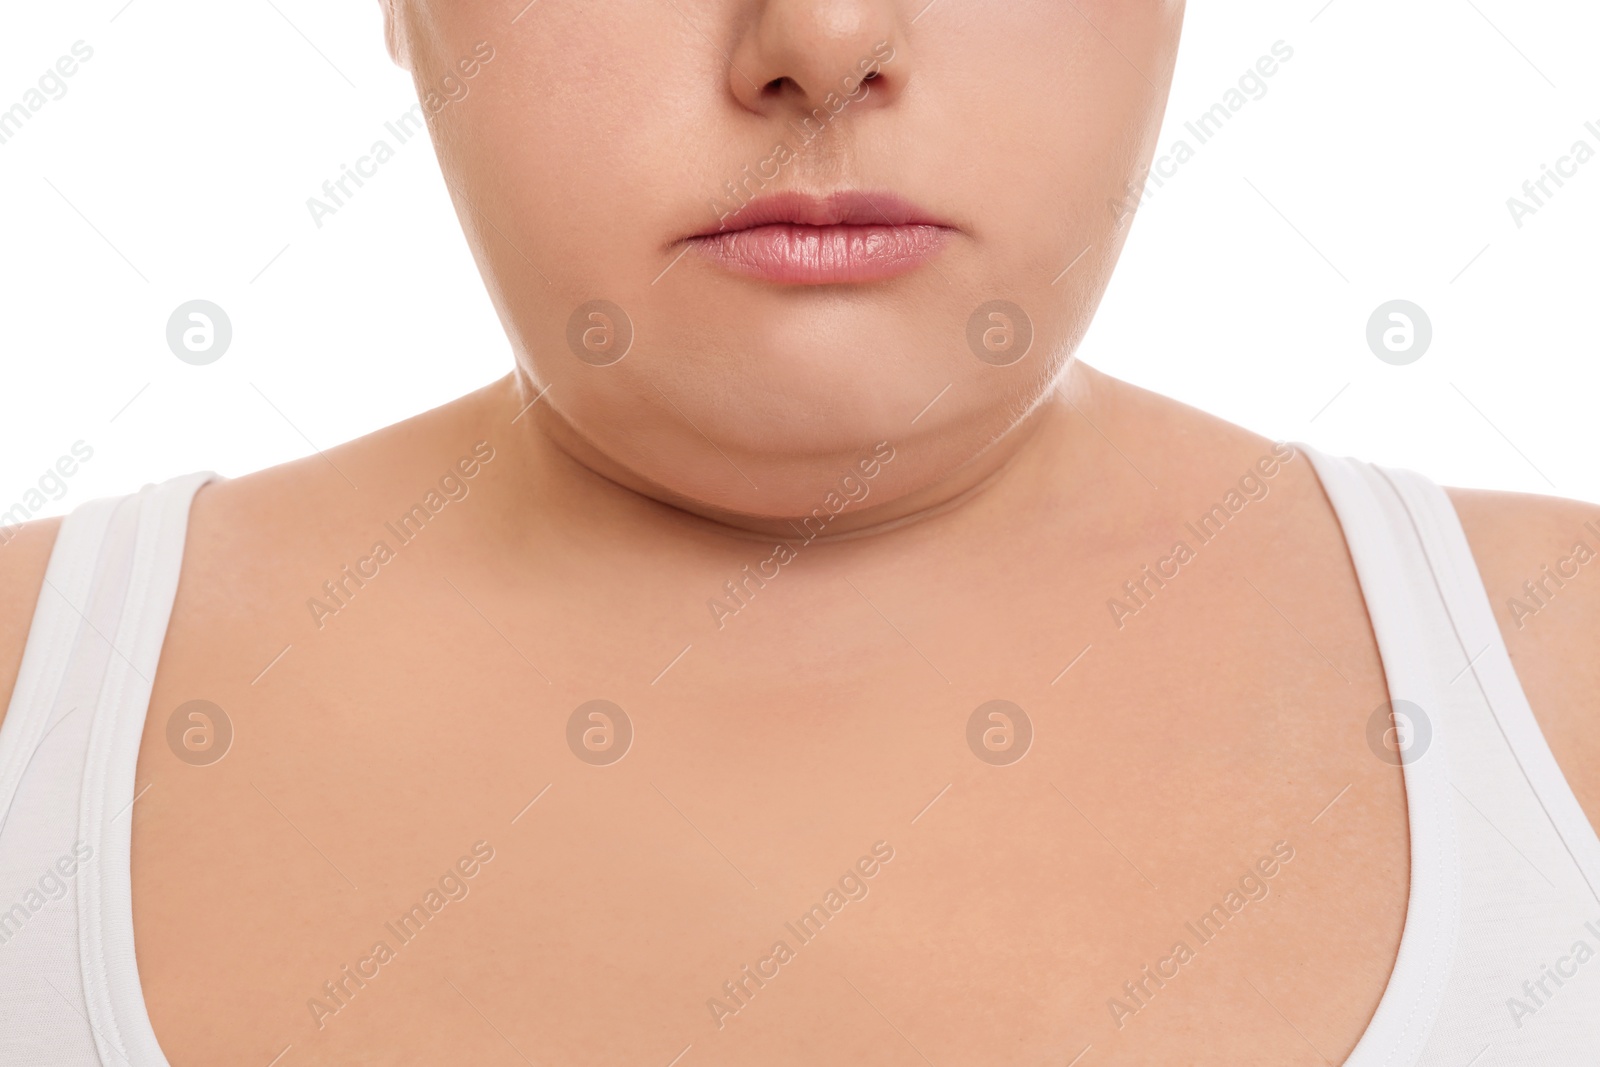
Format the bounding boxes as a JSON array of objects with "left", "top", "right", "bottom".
[{"left": 129, "top": 557, "right": 1408, "bottom": 1065}]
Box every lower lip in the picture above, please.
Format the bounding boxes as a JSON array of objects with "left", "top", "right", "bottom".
[{"left": 688, "top": 223, "right": 952, "bottom": 284}]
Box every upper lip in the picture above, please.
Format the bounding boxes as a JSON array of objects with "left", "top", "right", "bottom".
[{"left": 691, "top": 190, "right": 949, "bottom": 237}]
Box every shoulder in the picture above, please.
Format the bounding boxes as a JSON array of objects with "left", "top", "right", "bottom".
[
  {"left": 179, "top": 377, "right": 516, "bottom": 576},
  {"left": 1448, "top": 485, "right": 1600, "bottom": 824},
  {"left": 0, "top": 517, "right": 66, "bottom": 732},
  {"left": 147, "top": 378, "right": 520, "bottom": 687}
]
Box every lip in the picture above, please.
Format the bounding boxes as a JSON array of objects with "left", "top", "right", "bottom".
[{"left": 683, "top": 191, "right": 955, "bottom": 285}]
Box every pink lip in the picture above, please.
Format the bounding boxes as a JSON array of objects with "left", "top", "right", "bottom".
[{"left": 684, "top": 191, "right": 954, "bottom": 285}]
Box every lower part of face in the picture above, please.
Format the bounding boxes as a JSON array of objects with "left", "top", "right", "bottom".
[{"left": 405, "top": 0, "right": 1184, "bottom": 519}]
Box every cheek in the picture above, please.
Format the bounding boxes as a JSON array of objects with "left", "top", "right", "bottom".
[
  {"left": 897, "top": 6, "right": 1175, "bottom": 376},
  {"left": 443, "top": 8, "right": 695, "bottom": 229},
  {"left": 438, "top": 3, "right": 714, "bottom": 361}
]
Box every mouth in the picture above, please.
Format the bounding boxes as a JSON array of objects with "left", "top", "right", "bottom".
[{"left": 682, "top": 191, "right": 955, "bottom": 285}]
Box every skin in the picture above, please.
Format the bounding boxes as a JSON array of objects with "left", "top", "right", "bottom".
[{"left": 0, "top": 1, "right": 1595, "bottom": 1063}]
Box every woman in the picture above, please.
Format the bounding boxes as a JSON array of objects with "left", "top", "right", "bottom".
[{"left": 1, "top": 2, "right": 1596, "bottom": 1064}]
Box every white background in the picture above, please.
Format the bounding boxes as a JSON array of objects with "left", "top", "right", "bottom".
[{"left": 1, "top": 0, "right": 1596, "bottom": 522}]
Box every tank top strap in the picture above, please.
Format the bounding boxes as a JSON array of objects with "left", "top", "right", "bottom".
[
  {"left": 1296, "top": 443, "right": 1462, "bottom": 1067},
  {"left": 1299, "top": 443, "right": 1600, "bottom": 1065},
  {"left": 1374, "top": 464, "right": 1600, "bottom": 901},
  {"left": 0, "top": 471, "right": 212, "bottom": 1067}
]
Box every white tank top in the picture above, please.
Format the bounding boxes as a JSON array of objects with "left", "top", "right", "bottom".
[{"left": 1, "top": 451, "right": 1598, "bottom": 1064}]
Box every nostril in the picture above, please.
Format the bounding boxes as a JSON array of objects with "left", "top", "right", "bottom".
[{"left": 763, "top": 76, "right": 790, "bottom": 95}]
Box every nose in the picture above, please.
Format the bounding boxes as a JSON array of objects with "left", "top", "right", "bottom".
[{"left": 728, "top": 0, "right": 906, "bottom": 118}]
